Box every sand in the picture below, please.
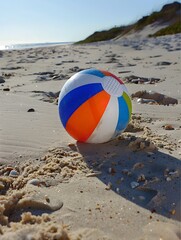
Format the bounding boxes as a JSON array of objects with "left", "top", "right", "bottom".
[{"left": 0, "top": 31, "right": 181, "bottom": 239}]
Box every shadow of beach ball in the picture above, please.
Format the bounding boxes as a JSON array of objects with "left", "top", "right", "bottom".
[{"left": 58, "top": 68, "right": 132, "bottom": 143}]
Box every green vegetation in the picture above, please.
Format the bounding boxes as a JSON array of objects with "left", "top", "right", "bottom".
[
  {"left": 135, "top": 1, "right": 181, "bottom": 30},
  {"left": 75, "top": 1, "right": 181, "bottom": 44},
  {"left": 75, "top": 24, "right": 135, "bottom": 44},
  {"left": 149, "top": 21, "right": 181, "bottom": 37},
  {"left": 75, "top": 26, "right": 126, "bottom": 44}
]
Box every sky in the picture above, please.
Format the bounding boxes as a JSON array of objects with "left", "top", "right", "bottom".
[{"left": 0, "top": 0, "right": 178, "bottom": 45}]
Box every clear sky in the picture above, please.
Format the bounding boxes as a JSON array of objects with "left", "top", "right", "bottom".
[{"left": 0, "top": 0, "right": 177, "bottom": 45}]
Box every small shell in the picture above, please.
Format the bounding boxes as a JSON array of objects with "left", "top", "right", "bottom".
[
  {"left": 68, "top": 142, "right": 76, "bottom": 147},
  {"left": 105, "top": 182, "right": 112, "bottom": 190},
  {"left": 130, "top": 181, "right": 139, "bottom": 189},
  {"left": 9, "top": 170, "right": 19, "bottom": 178},
  {"left": 164, "top": 124, "right": 174, "bottom": 130},
  {"left": 170, "top": 209, "right": 176, "bottom": 215},
  {"left": 166, "top": 177, "right": 172, "bottom": 182},
  {"left": 0, "top": 181, "right": 5, "bottom": 190},
  {"left": 6, "top": 166, "right": 14, "bottom": 171},
  {"left": 27, "top": 179, "right": 40, "bottom": 186},
  {"left": 137, "top": 174, "right": 146, "bottom": 182}
]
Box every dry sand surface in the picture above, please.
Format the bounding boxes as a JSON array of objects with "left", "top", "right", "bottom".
[{"left": 0, "top": 32, "right": 181, "bottom": 239}]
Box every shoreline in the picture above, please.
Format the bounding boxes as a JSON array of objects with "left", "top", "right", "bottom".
[{"left": 0, "top": 41, "right": 73, "bottom": 51}]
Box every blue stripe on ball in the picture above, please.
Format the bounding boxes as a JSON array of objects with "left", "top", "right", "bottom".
[
  {"left": 59, "top": 83, "right": 103, "bottom": 127},
  {"left": 115, "top": 96, "right": 129, "bottom": 134},
  {"left": 79, "top": 69, "right": 105, "bottom": 78}
]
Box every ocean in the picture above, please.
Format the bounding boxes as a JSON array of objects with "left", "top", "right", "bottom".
[{"left": 0, "top": 42, "right": 73, "bottom": 51}]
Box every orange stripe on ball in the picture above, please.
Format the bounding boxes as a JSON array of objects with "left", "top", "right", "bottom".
[{"left": 66, "top": 90, "right": 110, "bottom": 142}]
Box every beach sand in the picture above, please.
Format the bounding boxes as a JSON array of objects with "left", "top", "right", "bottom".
[{"left": 0, "top": 32, "right": 181, "bottom": 239}]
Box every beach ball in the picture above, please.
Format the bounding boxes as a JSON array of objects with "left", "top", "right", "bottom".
[{"left": 58, "top": 69, "right": 132, "bottom": 143}]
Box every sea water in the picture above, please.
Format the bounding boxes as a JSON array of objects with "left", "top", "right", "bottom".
[{"left": 0, "top": 42, "right": 73, "bottom": 51}]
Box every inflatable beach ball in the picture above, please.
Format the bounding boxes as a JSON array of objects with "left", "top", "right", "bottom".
[{"left": 58, "top": 69, "right": 132, "bottom": 143}]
